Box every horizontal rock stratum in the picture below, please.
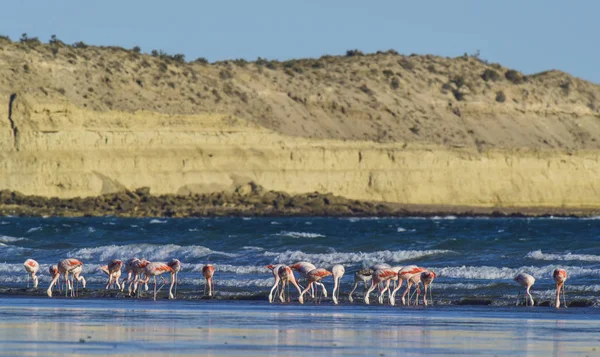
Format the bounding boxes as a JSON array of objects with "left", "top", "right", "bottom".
[{"left": 1, "top": 38, "right": 600, "bottom": 214}]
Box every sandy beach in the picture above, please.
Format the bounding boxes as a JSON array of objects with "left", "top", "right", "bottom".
[{"left": 0, "top": 298, "right": 598, "bottom": 356}]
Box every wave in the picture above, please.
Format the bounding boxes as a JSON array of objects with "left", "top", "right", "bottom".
[
  {"left": 149, "top": 219, "right": 167, "bottom": 224},
  {"left": 184, "top": 277, "right": 273, "bottom": 288},
  {"left": 264, "top": 249, "right": 454, "bottom": 267},
  {"left": 276, "top": 231, "right": 325, "bottom": 239},
  {"left": 26, "top": 227, "right": 42, "bottom": 234},
  {"left": 187, "top": 264, "right": 266, "bottom": 274},
  {"left": 0, "top": 235, "right": 26, "bottom": 244},
  {"left": 69, "top": 244, "right": 238, "bottom": 262},
  {"left": 438, "top": 265, "right": 600, "bottom": 280},
  {"left": 526, "top": 250, "right": 600, "bottom": 262}
]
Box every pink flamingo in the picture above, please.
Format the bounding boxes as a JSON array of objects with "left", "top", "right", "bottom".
[
  {"left": 291, "top": 262, "right": 328, "bottom": 297},
  {"left": 265, "top": 264, "right": 285, "bottom": 303},
  {"left": 393, "top": 266, "right": 426, "bottom": 306},
  {"left": 99, "top": 259, "right": 123, "bottom": 290},
  {"left": 48, "top": 265, "right": 60, "bottom": 293},
  {"left": 138, "top": 262, "right": 175, "bottom": 301},
  {"left": 331, "top": 264, "right": 345, "bottom": 305},
  {"left": 553, "top": 269, "right": 567, "bottom": 308},
  {"left": 420, "top": 270, "right": 437, "bottom": 306},
  {"left": 514, "top": 272, "right": 535, "bottom": 306},
  {"left": 167, "top": 259, "right": 181, "bottom": 298},
  {"left": 23, "top": 259, "right": 39, "bottom": 288},
  {"left": 348, "top": 268, "right": 373, "bottom": 303},
  {"left": 300, "top": 268, "right": 332, "bottom": 303},
  {"left": 47, "top": 258, "right": 86, "bottom": 297},
  {"left": 202, "top": 264, "right": 215, "bottom": 296},
  {"left": 277, "top": 265, "right": 304, "bottom": 304},
  {"left": 364, "top": 269, "right": 398, "bottom": 305},
  {"left": 127, "top": 258, "right": 149, "bottom": 295}
]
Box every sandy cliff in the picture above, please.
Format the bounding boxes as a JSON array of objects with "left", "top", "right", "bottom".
[{"left": 1, "top": 38, "right": 599, "bottom": 212}]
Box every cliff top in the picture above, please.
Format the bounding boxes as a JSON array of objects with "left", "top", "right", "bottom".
[{"left": 1, "top": 36, "right": 599, "bottom": 150}]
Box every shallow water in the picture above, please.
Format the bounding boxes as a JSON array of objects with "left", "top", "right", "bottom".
[
  {"left": 0, "top": 298, "right": 599, "bottom": 356},
  {"left": 1, "top": 216, "right": 599, "bottom": 305}
]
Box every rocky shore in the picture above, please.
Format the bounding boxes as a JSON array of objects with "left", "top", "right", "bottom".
[{"left": 1, "top": 183, "right": 598, "bottom": 218}]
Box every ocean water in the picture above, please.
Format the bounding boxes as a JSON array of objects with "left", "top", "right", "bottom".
[{"left": 1, "top": 216, "right": 599, "bottom": 305}]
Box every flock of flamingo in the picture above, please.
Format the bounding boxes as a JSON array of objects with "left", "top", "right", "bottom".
[{"left": 22, "top": 258, "right": 569, "bottom": 308}]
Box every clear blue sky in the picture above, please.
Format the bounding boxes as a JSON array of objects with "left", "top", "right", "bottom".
[{"left": 1, "top": 0, "right": 598, "bottom": 83}]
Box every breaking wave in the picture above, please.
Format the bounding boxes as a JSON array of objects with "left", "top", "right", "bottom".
[{"left": 526, "top": 250, "right": 600, "bottom": 262}]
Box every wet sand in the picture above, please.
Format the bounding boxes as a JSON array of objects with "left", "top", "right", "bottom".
[{"left": 0, "top": 298, "right": 598, "bottom": 356}]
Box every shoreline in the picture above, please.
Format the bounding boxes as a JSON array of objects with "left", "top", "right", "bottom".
[
  {"left": 0, "top": 288, "right": 595, "bottom": 308},
  {"left": 1, "top": 187, "right": 599, "bottom": 218}
]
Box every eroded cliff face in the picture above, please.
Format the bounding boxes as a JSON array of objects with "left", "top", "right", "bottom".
[
  {"left": 1, "top": 40, "right": 600, "bottom": 210},
  {"left": 1, "top": 94, "right": 598, "bottom": 209}
]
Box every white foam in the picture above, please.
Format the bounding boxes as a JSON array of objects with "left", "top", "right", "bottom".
[
  {"left": 242, "top": 217, "right": 253, "bottom": 221},
  {"left": 0, "top": 235, "right": 26, "bottom": 244},
  {"left": 69, "top": 244, "right": 238, "bottom": 262},
  {"left": 264, "top": 249, "right": 453, "bottom": 267},
  {"left": 1, "top": 221, "right": 10, "bottom": 225},
  {"left": 242, "top": 246, "right": 264, "bottom": 251},
  {"left": 397, "top": 227, "right": 406, "bottom": 232},
  {"left": 431, "top": 216, "right": 457, "bottom": 220},
  {"left": 438, "top": 265, "right": 600, "bottom": 280},
  {"left": 270, "top": 221, "right": 281, "bottom": 225},
  {"left": 185, "top": 277, "right": 273, "bottom": 288},
  {"left": 88, "top": 227, "right": 96, "bottom": 233},
  {"left": 26, "top": 227, "right": 42, "bottom": 234},
  {"left": 276, "top": 231, "right": 325, "bottom": 239},
  {"left": 188, "top": 264, "right": 267, "bottom": 274},
  {"left": 149, "top": 219, "right": 167, "bottom": 224},
  {"left": 526, "top": 250, "right": 600, "bottom": 262}
]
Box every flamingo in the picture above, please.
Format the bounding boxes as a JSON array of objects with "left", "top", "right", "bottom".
[
  {"left": 277, "top": 265, "right": 304, "bottom": 304},
  {"left": 202, "top": 264, "right": 215, "bottom": 297},
  {"left": 266, "top": 264, "right": 285, "bottom": 303},
  {"left": 348, "top": 268, "right": 373, "bottom": 303},
  {"left": 138, "top": 262, "right": 175, "bottom": 301},
  {"left": 331, "top": 264, "right": 345, "bottom": 305},
  {"left": 23, "top": 259, "right": 39, "bottom": 288},
  {"left": 48, "top": 265, "right": 60, "bottom": 294},
  {"left": 300, "top": 268, "right": 332, "bottom": 303},
  {"left": 553, "top": 269, "right": 568, "bottom": 309},
  {"left": 167, "top": 259, "right": 181, "bottom": 298},
  {"left": 514, "top": 272, "right": 535, "bottom": 306},
  {"left": 124, "top": 258, "right": 139, "bottom": 285},
  {"left": 420, "top": 270, "right": 436, "bottom": 306},
  {"left": 391, "top": 265, "right": 426, "bottom": 306},
  {"left": 128, "top": 258, "right": 149, "bottom": 296},
  {"left": 364, "top": 269, "right": 398, "bottom": 305},
  {"left": 99, "top": 259, "right": 123, "bottom": 290},
  {"left": 68, "top": 264, "right": 87, "bottom": 297},
  {"left": 47, "top": 258, "right": 85, "bottom": 297},
  {"left": 291, "top": 262, "right": 328, "bottom": 298}
]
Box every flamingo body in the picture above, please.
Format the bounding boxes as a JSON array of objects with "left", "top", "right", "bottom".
[
  {"left": 23, "top": 259, "right": 39, "bottom": 288},
  {"left": 331, "top": 264, "right": 345, "bottom": 304},
  {"left": 202, "top": 264, "right": 215, "bottom": 296},
  {"left": 514, "top": 272, "right": 535, "bottom": 306},
  {"left": 553, "top": 268, "right": 567, "bottom": 308}
]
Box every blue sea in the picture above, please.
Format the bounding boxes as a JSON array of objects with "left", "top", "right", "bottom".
[{"left": 1, "top": 216, "right": 599, "bottom": 305}]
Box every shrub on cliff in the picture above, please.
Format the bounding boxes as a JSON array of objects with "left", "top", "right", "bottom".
[
  {"left": 496, "top": 91, "right": 506, "bottom": 103},
  {"left": 346, "top": 49, "right": 364, "bottom": 57},
  {"left": 20, "top": 33, "right": 41, "bottom": 47},
  {"left": 481, "top": 69, "right": 501, "bottom": 82},
  {"left": 505, "top": 69, "right": 524, "bottom": 84}
]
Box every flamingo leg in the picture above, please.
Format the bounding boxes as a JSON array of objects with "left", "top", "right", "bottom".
[
  {"left": 348, "top": 281, "right": 359, "bottom": 303},
  {"left": 562, "top": 284, "right": 567, "bottom": 309},
  {"left": 169, "top": 273, "right": 175, "bottom": 299},
  {"left": 153, "top": 276, "right": 157, "bottom": 301},
  {"left": 364, "top": 281, "right": 378, "bottom": 305},
  {"left": 269, "top": 276, "right": 280, "bottom": 303}
]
